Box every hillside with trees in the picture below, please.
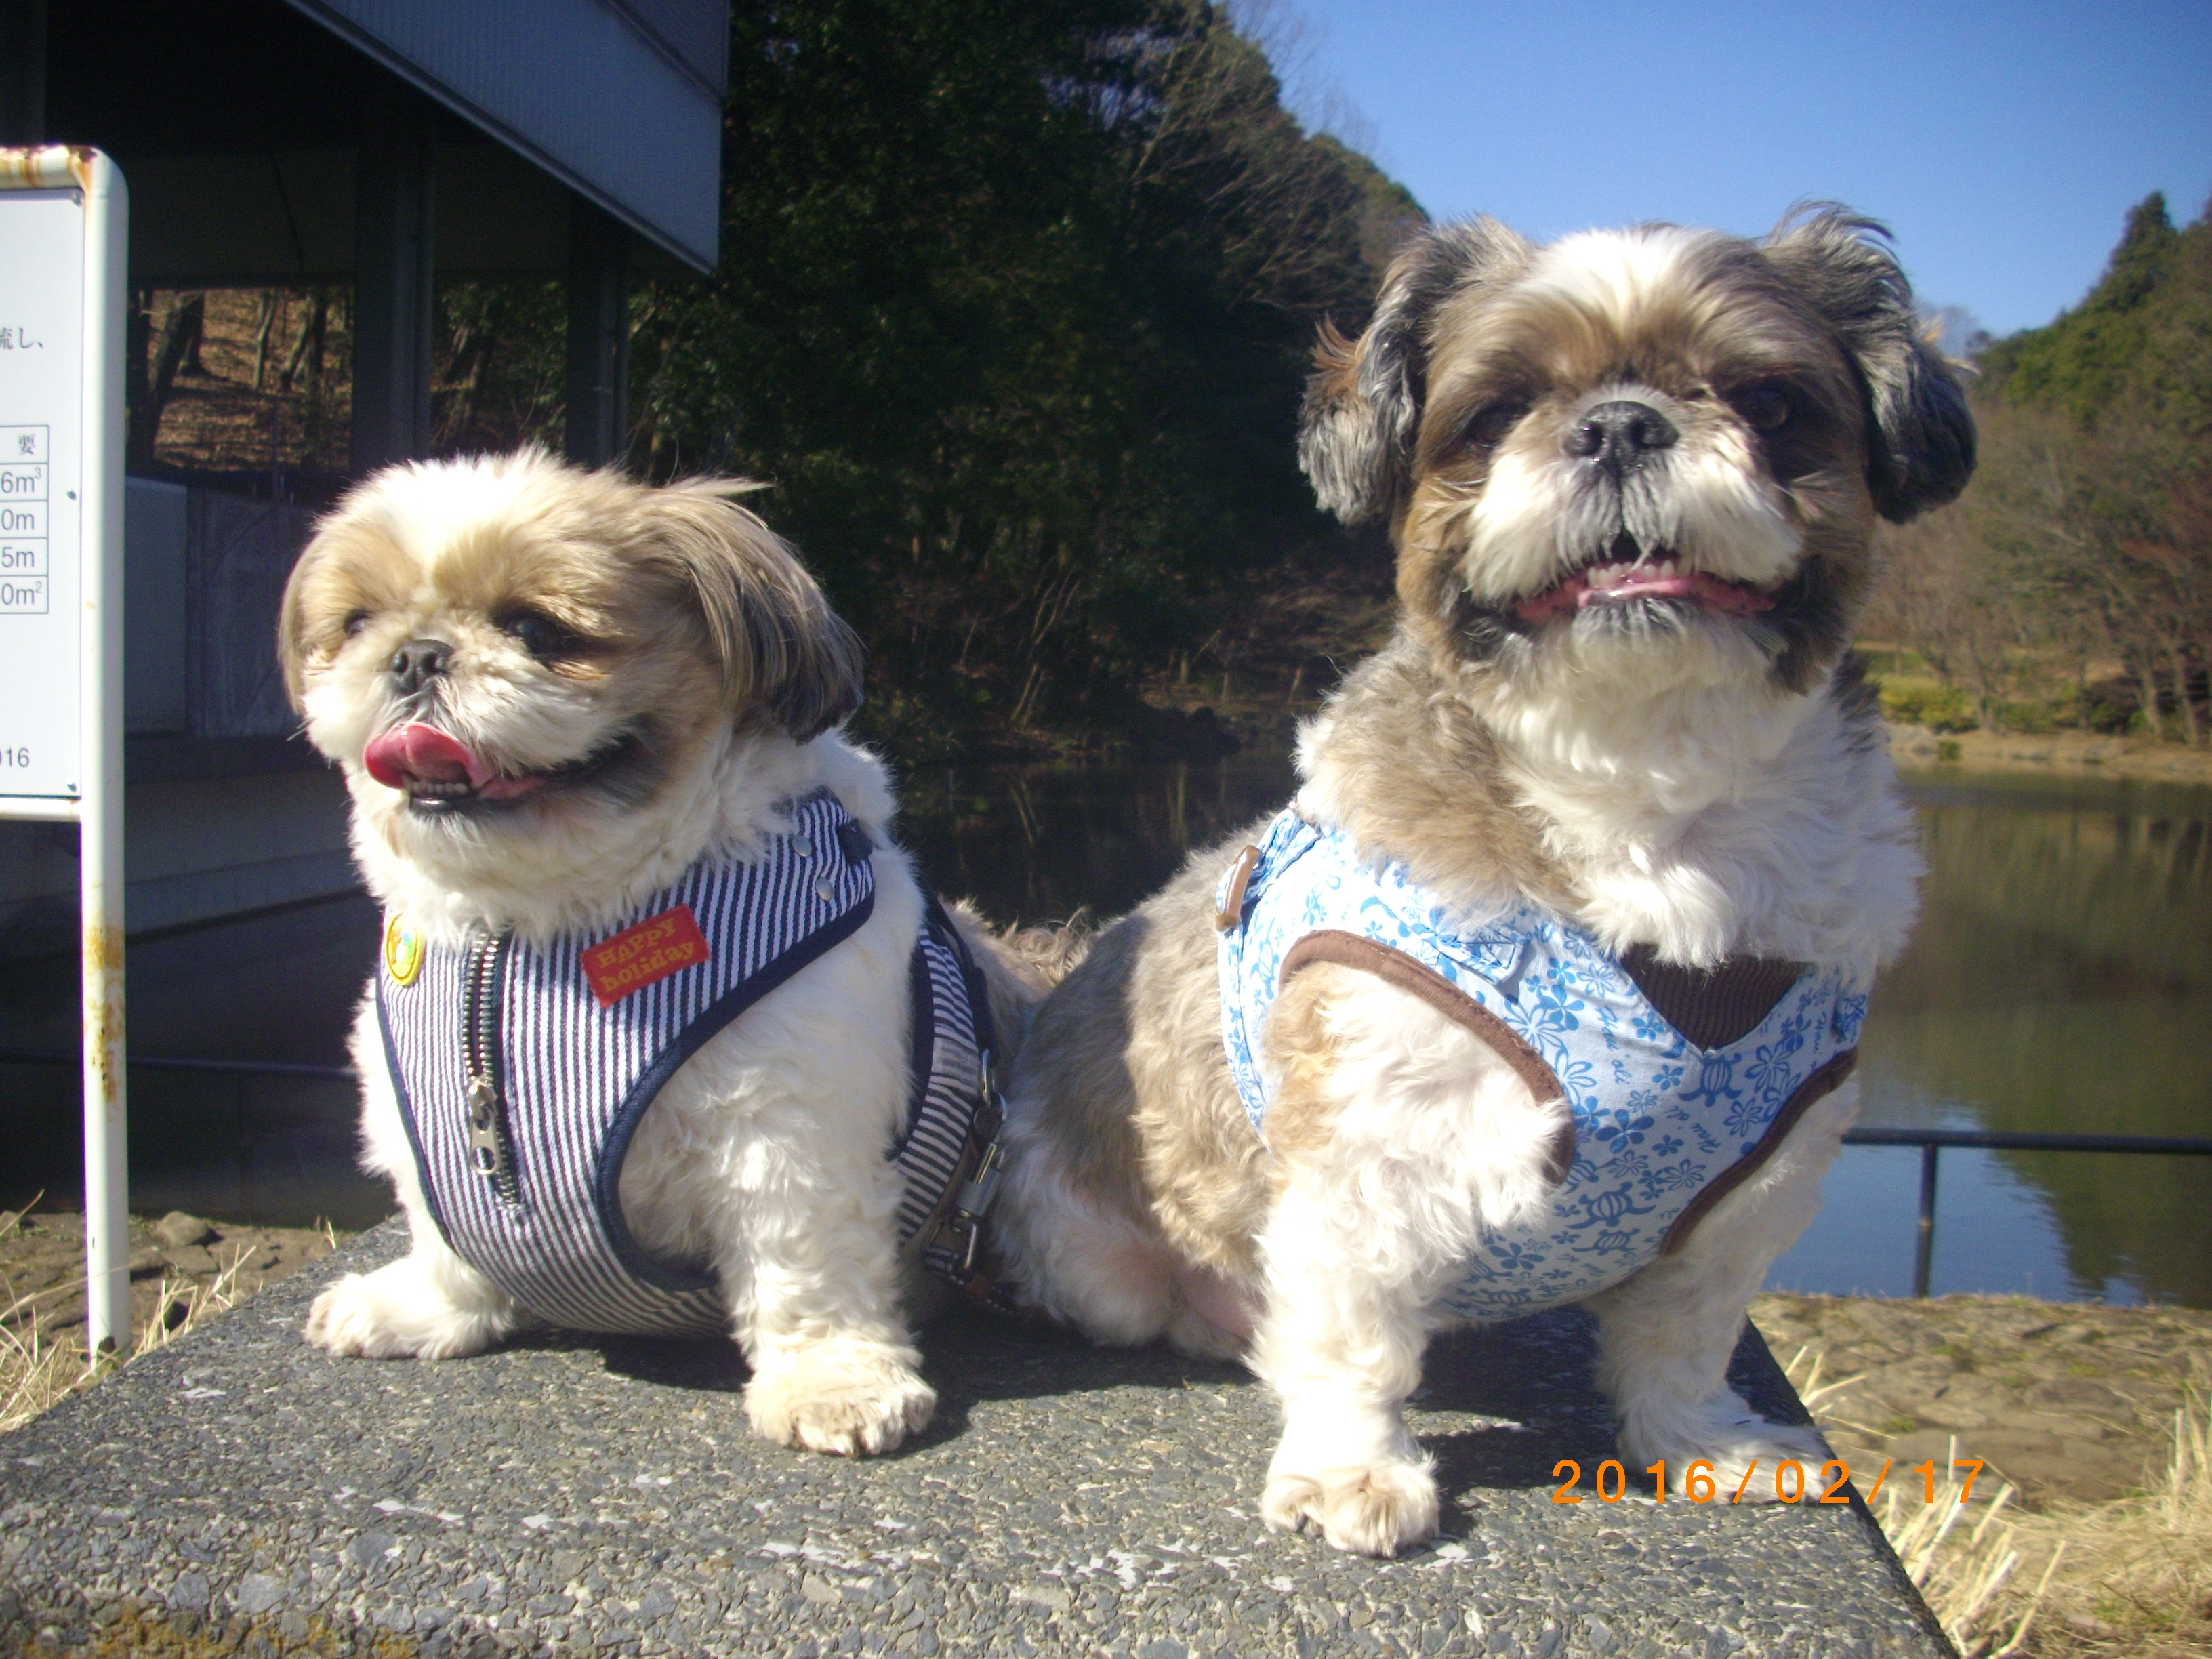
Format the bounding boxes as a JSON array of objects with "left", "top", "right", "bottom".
[
  {"left": 1866, "top": 192, "right": 2212, "bottom": 747},
  {"left": 126, "top": 0, "right": 1422, "bottom": 760},
  {"left": 626, "top": 0, "right": 1425, "bottom": 754}
]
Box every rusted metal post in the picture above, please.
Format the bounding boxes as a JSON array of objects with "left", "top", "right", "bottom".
[{"left": 78, "top": 147, "right": 128, "bottom": 1351}]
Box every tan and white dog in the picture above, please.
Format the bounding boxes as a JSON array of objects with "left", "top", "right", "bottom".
[
  {"left": 279, "top": 451, "right": 1040, "bottom": 1458},
  {"left": 991, "top": 209, "right": 1974, "bottom": 1553}
]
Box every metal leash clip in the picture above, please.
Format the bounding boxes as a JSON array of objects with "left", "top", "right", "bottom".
[
  {"left": 923, "top": 1050, "right": 1022, "bottom": 1315},
  {"left": 949, "top": 1141, "right": 1004, "bottom": 1274}
]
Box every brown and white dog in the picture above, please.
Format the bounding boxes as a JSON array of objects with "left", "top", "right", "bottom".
[
  {"left": 991, "top": 209, "right": 1973, "bottom": 1553},
  {"left": 279, "top": 451, "right": 1042, "bottom": 1458}
]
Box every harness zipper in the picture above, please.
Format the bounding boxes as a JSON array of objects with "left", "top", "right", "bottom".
[{"left": 461, "top": 929, "right": 520, "bottom": 1205}]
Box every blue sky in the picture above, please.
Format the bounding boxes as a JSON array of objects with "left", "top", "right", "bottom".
[{"left": 1279, "top": 0, "right": 2212, "bottom": 337}]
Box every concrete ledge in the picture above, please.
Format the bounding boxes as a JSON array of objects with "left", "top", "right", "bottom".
[{"left": 0, "top": 1222, "right": 1950, "bottom": 1658}]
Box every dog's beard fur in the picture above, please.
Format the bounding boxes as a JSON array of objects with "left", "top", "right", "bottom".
[
  {"left": 1457, "top": 384, "right": 1803, "bottom": 610},
  {"left": 298, "top": 630, "right": 704, "bottom": 939}
]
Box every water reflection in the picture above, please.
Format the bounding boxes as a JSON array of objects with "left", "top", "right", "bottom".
[
  {"left": 3, "top": 754, "right": 2205, "bottom": 1306},
  {"left": 1836, "top": 771, "right": 2212, "bottom": 1306},
  {"left": 898, "top": 752, "right": 1298, "bottom": 926}
]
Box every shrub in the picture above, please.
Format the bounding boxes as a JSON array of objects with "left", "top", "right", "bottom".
[
  {"left": 1991, "top": 698, "right": 2071, "bottom": 735},
  {"left": 1880, "top": 681, "right": 1980, "bottom": 733},
  {"left": 2082, "top": 689, "right": 2139, "bottom": 733}
]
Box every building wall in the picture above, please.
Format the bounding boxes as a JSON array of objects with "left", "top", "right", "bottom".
[
  {"left": 0, "top": 480, "right": 357, "bottom": 958},
  {"left": 0, "top": 771, "right": 355, "bottom": 951}
]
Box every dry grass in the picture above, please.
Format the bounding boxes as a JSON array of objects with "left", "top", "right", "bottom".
[
  {"left": 0, "top": 1205, "right": 278, "bottom": 1435},
  {"left": 1878, "top": 1437, "right": 2050, "bottom": 1656},
  {"left": 1786, "top": 1345, "right": 2212, "bottom": 1656}
]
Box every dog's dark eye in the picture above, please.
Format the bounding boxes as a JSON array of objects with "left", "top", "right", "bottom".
[
  {"left": 1736, "top": 384, "right": 1793, "bottom": 431},
  {"left": 1463, "top": 399, "right": 1530, "bottom": 449},
  {"left": 496, "top": 607, "right": 583, "bottom": 662},
  {"left": 342, "top": 609, "right": 372, "bottom": 638}
]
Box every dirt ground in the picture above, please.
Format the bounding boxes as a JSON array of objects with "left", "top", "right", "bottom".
[
  {"left": 1888, "top": 720, "right": 2212, "bottom": 785},
  {"left": 1753, "top": 1290, "right": 2212, "bottom": 1510},
  {"left": 1, "top": 1206, "right": 344, "bottom": 1359}
]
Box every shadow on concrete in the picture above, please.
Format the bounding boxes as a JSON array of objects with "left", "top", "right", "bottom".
[{"left": 562, "top": 1297, "right": 1254, "bottom": 1454}]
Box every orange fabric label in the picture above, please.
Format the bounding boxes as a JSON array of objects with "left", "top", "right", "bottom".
[{"left": 581, "top": 904, "right": 711, "bottom": 1007}]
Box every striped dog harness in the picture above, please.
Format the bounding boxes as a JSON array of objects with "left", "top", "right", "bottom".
[
  {"left": 375, "top": 789, "right": 1000, "bottom": 1337},
  {"left": 1216, "top": 805, "right": 1870, "bottom": 1323}
]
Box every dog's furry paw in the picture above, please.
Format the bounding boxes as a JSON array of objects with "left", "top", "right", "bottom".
[
  {"left": 1262, "top": 1456, "right": 1439, "bottom": 1556},
  {"left": 302, "top": 1263, "right": 507, "bottom": 1361},
  {"left": 1621, "top": 1406, "right": 1832, "bottom": 1502},
  {"left": 745, "top": 1344, "right": 937, "bottom": 1457}
]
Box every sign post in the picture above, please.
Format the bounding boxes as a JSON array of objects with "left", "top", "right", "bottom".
[{"left": 0, "top": 148, "right": 130, "bottom": 1353}]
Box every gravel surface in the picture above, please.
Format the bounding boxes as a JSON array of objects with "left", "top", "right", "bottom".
[{"left": 0, "top": 1221, "right": 1947, "bottom": 1658}]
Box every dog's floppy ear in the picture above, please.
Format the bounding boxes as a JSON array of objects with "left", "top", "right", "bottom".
[
  {"left": 1298, "top": 218, "right": 1530, "bottom": 524},
  {"left": 1761, "top": 207, "right": 1978, "bottom": 523},
  {"left": 640, "top": 482, "right": 865, "bottom": 742},
  {"left": 274, "top": 534, "right": 327, "bottom": 714},
  {"left": 276, "top": 482, "right": 392, "bottom": 714}
]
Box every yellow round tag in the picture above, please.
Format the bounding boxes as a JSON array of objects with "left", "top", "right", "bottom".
[{"left": 384, "top": 914, "right": 424, "bottom": 987}]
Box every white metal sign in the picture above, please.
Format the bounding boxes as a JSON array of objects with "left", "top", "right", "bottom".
[
  {"left": 0, "top": 147, "right": 130, "bottom": 1353},
  {"left": 0, "top": 194, "right": 84, "bottom": 798}
]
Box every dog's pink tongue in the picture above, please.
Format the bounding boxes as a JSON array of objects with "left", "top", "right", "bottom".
[{"left": 362, "top": 723, "right": 490, "bottom": 790}]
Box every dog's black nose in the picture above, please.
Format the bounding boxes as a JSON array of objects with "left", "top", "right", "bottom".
[
  {"left": 1568, "top": 401, "right": 1679, "bottom": 474},
  {"left": 388, "top": 638, "right": 451, "bottom": 694}
]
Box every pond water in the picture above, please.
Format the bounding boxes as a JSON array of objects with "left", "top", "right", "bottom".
[
  {"left": 3, "top": 754, "right": 2206, "bottom": 1307},
  {"left": 1784, "top": 769, "right": 2212, "bottom": 1307}
]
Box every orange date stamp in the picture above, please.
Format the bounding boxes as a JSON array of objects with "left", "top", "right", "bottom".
[{"left": 1551, "top": 1457, "right": 1986, "bottom": 1506}]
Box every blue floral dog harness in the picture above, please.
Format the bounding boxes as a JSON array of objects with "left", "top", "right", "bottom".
[
  {"left": 1216, "top": 806, "right": 1869, "bottom": 1322},
  {"left": 376, "top": 789, "right": 1000, "bottom": 1338}
]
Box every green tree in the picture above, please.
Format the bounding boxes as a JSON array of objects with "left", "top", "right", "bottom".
[
  {"left": 1981, "top": 192, "right": 2183, "bottom": 421},
  {"left": 1883, "top": 193, "right": 2211, "bottom": 743},
  {"left": 621, "top": 0, "right": 1418, "bottom": 751}
]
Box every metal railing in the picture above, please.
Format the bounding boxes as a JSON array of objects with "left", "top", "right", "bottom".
[
  {"left": 4, "top": 1050, "right": 2207, "bottom": 1301},
  {"left": 1841, "top": 1126, "right": 2212, "bottom": 1296},
  {"left": 0, "top": 1048, "right": 352, "bottom": 1081}
]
